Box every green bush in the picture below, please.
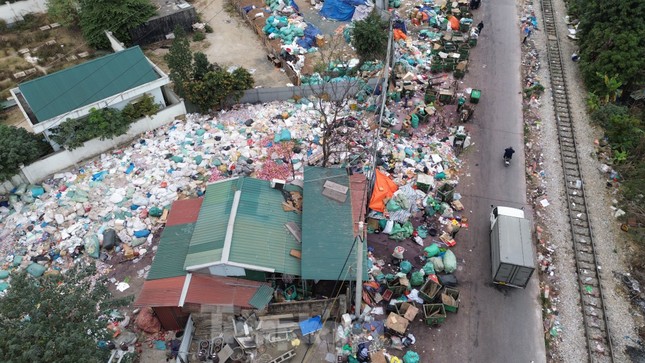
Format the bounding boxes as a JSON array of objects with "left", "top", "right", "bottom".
[
  {"left": 0, "top": 125, "right": 51, "bottom": 181},
  {"left": 121, "top": 93, "right": 160, "bottom": 121},
  {"left": 204, "top": 24, "right": 214, "bottom": 33},
  {"left": 192, "top": 32, "right": 206, "bottom": 42},
  {"left": 50, "top": 108, "right": 132, "bottom": 150}
]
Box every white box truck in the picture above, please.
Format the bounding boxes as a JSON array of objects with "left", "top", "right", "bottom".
[{"left": 489, "top": 206, "right": 535, "bottom": 288}]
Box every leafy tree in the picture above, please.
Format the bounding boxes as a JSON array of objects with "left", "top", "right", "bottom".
[
  {"left": 165, "top": 27, "right": 193, "bottom": 98},
  {"left": 0, "top": 125, "right": 50, "bottom": 181},
  {"left": 47, "top": 0, "right": 81, "bottom": 28},
  {"left": 0, "top": 263, "right": 129, "bottom": 362},
  {"left": 573, "top": 0, "right": 645, "bottom": 98},
  {"left": 78, "top": 0, "right": 156, "bottom": 49},
  {"left": 352, "top": 11, "right": 388, "bottom": 64},
  {"left": 192, "top": 52, "right": 215, "bottom": 81},
  {"left": 231, "top": 67, "right": 255, "bottom": 97}
]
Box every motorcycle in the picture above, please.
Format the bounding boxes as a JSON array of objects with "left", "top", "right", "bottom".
[{"left": 503, "top": 155, "right": 511, "bottom": 167}]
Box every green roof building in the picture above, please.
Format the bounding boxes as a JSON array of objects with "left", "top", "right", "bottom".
[
  {"left": 11, "top": 46, "right": 171, "bottom": 139},
  {"left": 184, "top": 177, "right": 302, "bottom": 278},
  {"left": 301, "top": 167, "right": 368, "bottom": 281}
]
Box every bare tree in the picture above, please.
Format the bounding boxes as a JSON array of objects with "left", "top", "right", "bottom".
[{"left": 304, "top": 34, "right": 382, "bottom": 167}]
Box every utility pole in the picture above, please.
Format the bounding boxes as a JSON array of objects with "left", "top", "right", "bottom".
[{"left": 354, "top": 222, "right": 365, "bottom": 317}]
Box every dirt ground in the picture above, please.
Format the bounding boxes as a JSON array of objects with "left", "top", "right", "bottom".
[{"left": 192, "top": 0, "right": 292, "bottom": 87}]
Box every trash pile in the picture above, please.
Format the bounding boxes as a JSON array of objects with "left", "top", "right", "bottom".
[{"left": 332, "top": 140, "right": 466, "bottom": 361}]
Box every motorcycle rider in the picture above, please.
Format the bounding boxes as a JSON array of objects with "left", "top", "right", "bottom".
[{"left": 504, "top": 147, "right": 515, "bottom": 160}]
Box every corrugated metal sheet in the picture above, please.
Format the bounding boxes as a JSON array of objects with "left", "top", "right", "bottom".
[
  {"left": 18, "top": 47, "right": 160, "bottom": 123},
  {"left": 301, "top": 167, "right": 367, "bottom": 280},
  {"left": 248, "top": 285, "right": 275, "bottom": 309},
  {"left": 147, "top": 223, "right": 195, "bottom": 280},
  {"left": 134, "top": 276, "right": 185, "bottom": 307},
  {"left": 227, "top": 178, "right": 302, "bottom": 276},
  {"left": 184, "top": 179, "right": 237, "bottom": 269},
  {"left": 166, "top": 198, "right": 204, "bottom": 226},
  {"left": 185, "top": 274, "right": 266, "bottom": 308}
]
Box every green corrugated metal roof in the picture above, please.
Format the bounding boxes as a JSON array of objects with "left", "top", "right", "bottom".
[
  {"left": 146, "top": 223, "right": 195, "bottom": 280},
  {"left": 301, "top": 167, "right": 367, "bottom": 280},
  {"left": 184, "top": 177, "right": 302, "bottom": 275},
  {"left": 18, "top": 46, "right": 160, "bottom": 123},
  {"left": 184, "top": 179, "right": 237, "bottom": 269},
  {"left": 228, "top": 178, "right": 301, "bottom": 276},
  {"left": 248, "top": 285, "right": 274, "bottom": 309}
]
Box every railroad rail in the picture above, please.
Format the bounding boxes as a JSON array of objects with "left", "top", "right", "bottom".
[{"left": 538, "top": 0, "right": 615, "bottom": 361}]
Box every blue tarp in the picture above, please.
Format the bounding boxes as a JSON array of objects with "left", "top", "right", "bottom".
[
  {"left": 320, "top": 0, "right": 365, "bottom": 21},
  {"left": 296, "top": 22, "right": 322, "bottom": 49},
  {"left": 299, "top": 316, "right": 323, "bottom": 336}
]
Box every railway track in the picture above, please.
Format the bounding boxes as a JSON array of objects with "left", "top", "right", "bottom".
[{"left": 538, "top": 0, "right": 615, "bottom": 361}]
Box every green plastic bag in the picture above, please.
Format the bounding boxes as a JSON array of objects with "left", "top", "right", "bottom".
[
  {"left": 0, "top": 270, "right": 9, "bottom": 279},
  {"left": 171, "top": 155, "right": 184, "bottom": 163},
  {"left": 411, "top": 271, "right": 425, "bottom": 286},
  {"left": 411, "top": 113, "right": 419, "bottom": 128},
  {"left": 386, "top": 199, "right": 401, "bottom": 211},
  {"left": 194, "top": 155, "right": 203, "bottom": 165},
  {"left": 85, "top": 235, "right": 100, "bottom": 259},
  {"left": 423, "top": 262, "right": 435, "bottom": 275},
  {"left": 148, "top": 207, "right": 163, "bottom": 217},
  {"left": 400, "top": 260, "right": 412, "bottom": 274},
  {"left": 443, "top": 250, "right": 457, "bottom": 273},
  {"left": 26, "top": 263, "right": 47, "bottom": 277},
  {"left": 403, "top": 351, "right": 420, "bottom": 363},
  {"left": 0, "top": 282, "right": 8, "bottom": 292},
  {"left": 424, "top": 243, "right": 440, "bottom": 257}
]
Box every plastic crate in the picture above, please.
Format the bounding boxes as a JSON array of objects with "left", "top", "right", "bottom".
[
  {"left": 441, "top": 287, "right": 460, "bottom": 312},
  {"left": 419, "top": 278, "right": 442, "bottom": 303},
  {"left": 423, "top": 304, "right": 446, "bottom": 325}
]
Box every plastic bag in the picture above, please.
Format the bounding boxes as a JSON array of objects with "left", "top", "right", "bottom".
[
  {"left": 148, "top": 207, "right": 163, "bottom": 217},
  {"left": 424, "top": 243, "right": 440, "bottom": 257},
  {"left": 410, "top": 271, "right": 425, "bottom": 286},
  {"left": 382, "top": 220, "right": 394, "bottom": 234},
  {"left": 423, "top": 262, "right": 435, "bottom": 275},
  {"left": 403, "top": 350, "right": 420, "bottom": 363},
  {"left": 400, "top": 260, "right": 412, "bottom": 274},
  {"left": 430, "top": 257, "right": 444, "bottom": 272},
  {"left": 26, "top": 263, "right": 47, "bottom": 277},
  {"left": 85, "top": 235, "right": 100, "bottom": 258},
  {"left": 103, "top": 229, "right": 118, "bottom": 250},
  {"left": 443, "top": 250, "right": 457, "bottom": 273}
]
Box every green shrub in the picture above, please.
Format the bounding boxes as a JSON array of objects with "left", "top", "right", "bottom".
[
  {"left": 50, "top": 108, "right": 133, "bottom": 150},
  {"left": 204, "top": 24, "right": 214, "bottom": 33},
  {"left": 121, "top": 93, "right": 160, "bottom": 121},
  {"left": 192, "top": 32, "right": 206, "bottom": 41}
]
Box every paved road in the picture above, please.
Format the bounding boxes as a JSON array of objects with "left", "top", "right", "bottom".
[{"left": 410, "top": 0, "right": 546, "bottom": 361}]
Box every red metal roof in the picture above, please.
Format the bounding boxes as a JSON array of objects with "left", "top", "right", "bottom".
[
  {"left": 166, "top": 198, "right": 204, "bottom": 226},
  {"left": 133, "top": 276, "right": 185, "bottom": 307},
  {"left": 350, "top": 174, "right": 368, "bottom": 237},
  {"left": 185, "top": 275, "right": 266, "bottom": 309},
  {"left": 134, "top": 274, "right": 267, "bottom": 309}
]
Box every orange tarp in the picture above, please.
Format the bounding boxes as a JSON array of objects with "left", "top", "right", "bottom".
[
  {"left": 369, "top": 171, "right": 399, "bottom": 212},
  {"left": 448, "top": 16, "right": 459, "bottom": 30}
]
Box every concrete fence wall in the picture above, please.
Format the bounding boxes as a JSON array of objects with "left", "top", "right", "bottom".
[
  {"left": 16, "top": 101, "right": 186, "bottom": 184},
  {"left": 230, "top": 77, "right": 380, "bottom": 106}
]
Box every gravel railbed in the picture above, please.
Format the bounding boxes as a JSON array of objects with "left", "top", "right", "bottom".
[{"left": 520, "top": 0, "right": 639, "bottom": 361}]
